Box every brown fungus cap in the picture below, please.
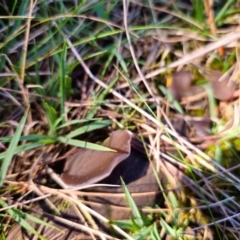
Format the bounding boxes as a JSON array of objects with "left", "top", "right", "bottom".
[
  {"left": 168, "top": 70, "right": 192, "bottom": 100},
  {"left": 168, "top": 70, "right": 236, "bottom": 101},
  {"left": 61, "top": 130, "right": 132, "bottom": 188},
  {"left": 208, "top": 70, "right": 236, "bottom": 101}
]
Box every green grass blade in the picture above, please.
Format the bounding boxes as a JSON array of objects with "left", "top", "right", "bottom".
[
  {"left": 86, "top": 77, "right": 119, "bottom": 119},
  {"left": 57, "top": 119, "right": 98, "bottom": 129},
  {"left": 0, "top": 108, "right": 28, "bottom": 186},
  {"left": 58, "top": 136, "right": 114, "bottom": 151},
  {"left": 203, "top": 84, "right": 217, "bottom": 118},
  {"left": 0, "top": 135, "right": 57, "bottom": 144},
  {"left": 120, "top": 178, "right": 143, "bottom": 228},
  {"left": 42, "top": 101, "right": 58, "bottom": 134},
  {"left": 0, "top": 199, "right": 46, "bottom": 240},
  {"left": 132, "top": 225, "right": 152, "bottom": 240},
  {"left": 0, "top": 142, "right": 53, "bottom": 161},
  {"left": 215, "top": 0, "right": 235, "bottom": 24},
  {"left": 158, "top": 85, "right": 184, "bottom": 114},
  {"left": 191, "top": 0, "right": 204, "bottom": 23},
  {"left": 150, "top": 223, "right": 161, "bottom": 240},
  {"left": 160, "top": 218, "right": 179, "bottom": 239},
  {"left": 66, "top": 119, "right": 111, "bottom": 138},
  {"left": 59, "top": 41, "right": 67, "bottom": 120}
]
